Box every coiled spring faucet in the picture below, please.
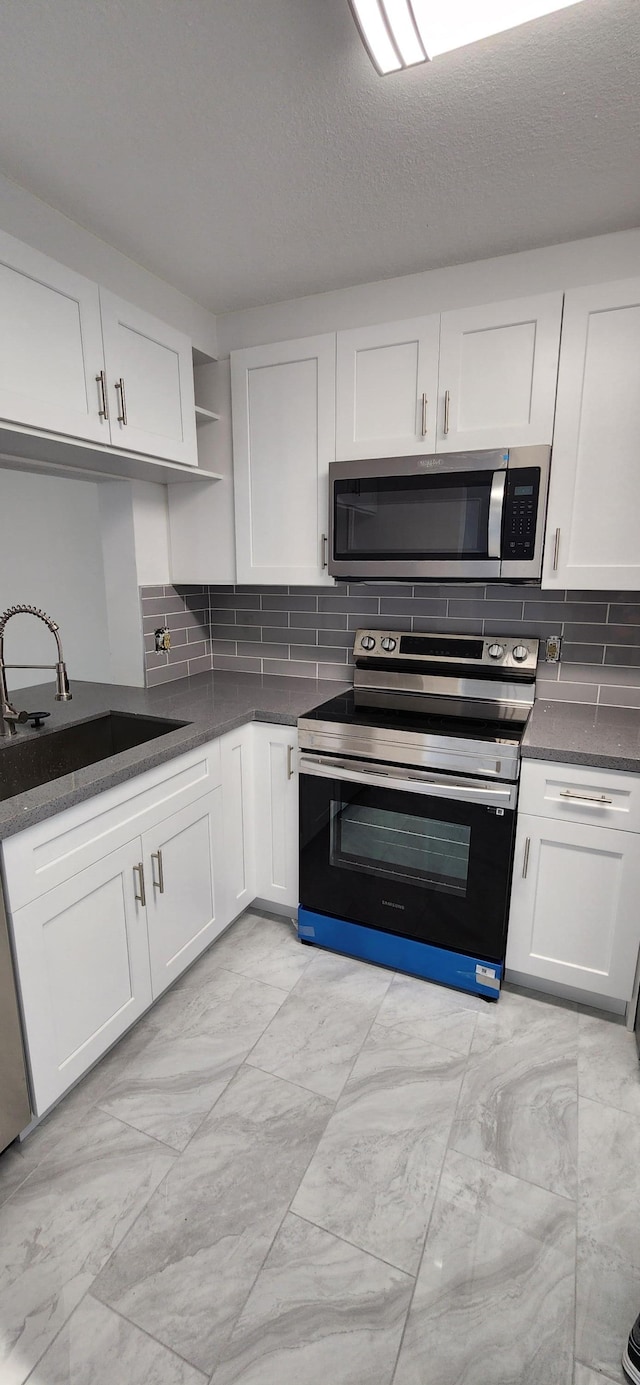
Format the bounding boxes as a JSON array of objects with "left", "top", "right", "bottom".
[{"left": 0, "top": 605, "right": 72, "bottom": 736}]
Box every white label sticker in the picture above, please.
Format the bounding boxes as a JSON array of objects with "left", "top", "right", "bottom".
[{"left": 476, "top": 965, "right": 496, "bottom": 980}]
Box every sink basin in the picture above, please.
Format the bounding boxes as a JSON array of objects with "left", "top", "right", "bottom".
[{"left": 0, "top": 711, "right": 190, "bottom": 802}]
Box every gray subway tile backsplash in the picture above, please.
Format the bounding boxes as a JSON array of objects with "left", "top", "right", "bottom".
[{"left": 139, "top": 583, "right": 640, "bottom": 707}]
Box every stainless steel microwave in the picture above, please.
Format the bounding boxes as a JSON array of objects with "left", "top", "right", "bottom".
[{"left": 328, "top": 445, "right": 551, "bottom": 582}]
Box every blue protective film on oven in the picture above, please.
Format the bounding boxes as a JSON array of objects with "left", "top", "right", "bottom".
[{"left": 298, "top": 907, "right": 503, "bottom": 1000}]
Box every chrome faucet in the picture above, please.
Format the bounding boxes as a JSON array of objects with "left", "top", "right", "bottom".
[{"left": 0, "top": 605, "right": 72, "bottom": 736}]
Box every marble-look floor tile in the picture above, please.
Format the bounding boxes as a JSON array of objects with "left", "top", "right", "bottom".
[
  {"left": 578, "top": 1011, "right": 640, "bottom": 1116},
  {"left": 576, "top": 1097, "right": 640, "bottom": 1383},
  {"left": 97, "top": 970, "right": 288, "bottom": 1150},
  {"left": 471, "top": 985, "right": 578, "bottom": 1058},
  {"left": 246, "top": 950, "right": 392, "bottom": 1100},
  {"left": 211, "top": 1212, "right": 413, "bottom": 1385},
  {"left": 0, "top": 1107, "right": 175, "bottom": 1385},
  {"left": 373, "top": 971, "right": 481, "bottom": 1056},
  {"left": 93, "top": 1065, "right": 332, "bottom": 1376},
  {"left": 292, "top": 1025, "right": 465, "bottom": 1272},
  {"left": 0, "top": 1142, "right": 31, "bottom": 1208},
  {"left": 449, "top": 1007, "right": 578, "bottom": 1197},
  {"left": 393, "top": 1149, "right": 576, "bottom": 1385},
  {"left": 574, "top": 1365, "right": 621, "bottom": 1385},
  {"left": 29, "top": 1294, "right": 206, "bottom": 1384},
  {"left": 180, "top": 909, "right": 310, "bottom": 993}
]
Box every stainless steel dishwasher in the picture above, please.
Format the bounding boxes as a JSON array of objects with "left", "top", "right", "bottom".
[{"left": 0, "top": 881, "right": 31, "bottom": 1152}]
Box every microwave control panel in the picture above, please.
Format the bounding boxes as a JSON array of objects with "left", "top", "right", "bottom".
[{"left": 502, "top": 468, "right": 540, "bottom": 561}]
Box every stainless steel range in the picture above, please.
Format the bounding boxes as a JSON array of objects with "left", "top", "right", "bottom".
[{"left": 297, "top": 629, "right": 538, "bottom": 1000}]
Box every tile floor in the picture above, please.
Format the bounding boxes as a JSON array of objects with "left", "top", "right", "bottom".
[{"left": 1, "top": 908, "right": 639, "bottom": 1384}]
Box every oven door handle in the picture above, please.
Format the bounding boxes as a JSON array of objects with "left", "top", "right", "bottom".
[
  {"left": 488, "top": 470, "right": 507, "bottom": 560},
  {"left": 298, "top": 754, "right": 517, "bottom": 809}
]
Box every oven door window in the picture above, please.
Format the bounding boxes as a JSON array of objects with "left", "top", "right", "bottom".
[
  {"left": 333, "top": 471, "right": 493, "bottom": 561},
  {"left": 331, "top": 802, "right": 471, "bottom": 896}
]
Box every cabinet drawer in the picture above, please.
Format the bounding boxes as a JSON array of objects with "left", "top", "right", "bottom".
[
  {"left": 519, "top": 758, "right": 640, "bottom": 832},
  {"left": 2, "top": 739, "right": 222, "bottom": 910}
]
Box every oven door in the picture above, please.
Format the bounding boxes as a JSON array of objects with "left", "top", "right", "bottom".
[
  {"left": 329, "top": 452, "right": 507, "bottom": 580},
  {"left": 299, "top": 755, "right": 517, "bottom": 964}
]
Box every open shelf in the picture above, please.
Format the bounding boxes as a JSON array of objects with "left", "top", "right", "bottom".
[{"left": 195, "top": 405, "right": 221, "bottom": 426}]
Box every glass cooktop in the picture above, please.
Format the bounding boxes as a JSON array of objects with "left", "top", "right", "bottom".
[{"left": 299, "top": 690, "right": 529, "bottom": 747}]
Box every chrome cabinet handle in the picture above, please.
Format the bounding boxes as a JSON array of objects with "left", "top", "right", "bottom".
[
  {"left": 553, "top": 527, "right": 561, "bottom": 571},
  {"left": 287, "top": 744, "right": 295, "bottom": 779},
  {"left": 522, "top": 837, "right": 531, "bottom": 878},
  {"left": 96, "top": 370, "right": 109, "bottom": 420},
  {"left": 151, "top": 849, "right": 165, "bottom": 893},
  {"left": 421, "top": 393, "right": 428, "bottom": 437},
  {"left": 115, "top": 377, "right": 128, "bottom": 426},
  {"left": 133, "top": 861, "right": 146, "bottom": 907},
  {"left": 559, "top": 789, "right": 613, "bottom": 806},
  {"left": 443, "top": 389, "right": 451, "bottom": 436},
  {"left": 321, "top": 533, "right": 328, "bottom": 569}
]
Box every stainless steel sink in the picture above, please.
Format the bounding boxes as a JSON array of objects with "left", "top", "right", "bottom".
[{"left": 0, "top": 711, "right": 189, "bottom": 802}]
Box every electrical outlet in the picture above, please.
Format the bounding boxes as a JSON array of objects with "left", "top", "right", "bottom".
[
  {"left": 155, "top": 626, "right": 171, "bottom": 652},
  {"left": 545, "top": 635, "right": 562, "bottom": 663}
]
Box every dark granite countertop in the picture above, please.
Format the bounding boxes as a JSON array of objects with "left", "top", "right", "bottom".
[
  {"left": 523, "top": 699, "right": 640, "bottom": 773},
  {"left": 0, "top": 670, "right": 349, "bottom": 841}
]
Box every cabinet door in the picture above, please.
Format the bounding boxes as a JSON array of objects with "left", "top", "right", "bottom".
[
  {"left": 0, "top": 227, "right": 107, "bottom": 443},
  {"left": 231, "top": 334, "right": 335, "bottom": 585},
  {"left": 437, "top": 293, "right": 563, "bottom": 452},
  {"left": 543, "top": 279, "right": 640, "bottom": 590},
  {"left": 9, "top": 839, "right": 152, "bottom": 1115},
  {"left": 506, "top": 813, "right": 640, "bottom": 1002},
  {"left": 143, "top": 787, "right": 226, "bottom": 999},
  {"left": 221, "top": 726, "right": 256, "bottom": 922},
  {"left": 335, "top": 317, "right": 440, "bottom": 459},
  {"left": 100, "top": 289, "right": 197, "bottom": 465},
  {"left": 253, "top": 725, "right": 299, "bottom": 909}
]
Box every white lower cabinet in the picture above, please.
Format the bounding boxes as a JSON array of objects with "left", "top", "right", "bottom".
[
  {"left": 10, "top": 839, "right": 153, "bottom": 1115},
  {"left": 507, "top": 766, "right": 640, "bottom": 1003},
  {"left": 253, "top": 723, "right": 299, "bottom": 910},
  {"left": 143, "top": 788, "right": 226, "bottom": 999},
  {"left": 221, "top": 725, "right": 256, "bottom": 920}
]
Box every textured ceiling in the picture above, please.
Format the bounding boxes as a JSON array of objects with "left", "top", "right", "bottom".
[{"left": 0, "top": 0, "right": 638, "bottom": 313}]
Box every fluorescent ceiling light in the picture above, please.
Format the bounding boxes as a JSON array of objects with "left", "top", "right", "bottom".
[{"left": 349, "top": 0, "right": 588, "bottom": 74}]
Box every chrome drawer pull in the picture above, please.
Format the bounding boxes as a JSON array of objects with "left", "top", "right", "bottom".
[
  {"left": 421, "top": 392, "right": 428, "bottom": 436},
  {"left": 287, "top": 744, "right": 295, "bottom": 779},
  {"left": 522, "top": 837, "right": 531, "bottom": 878},
  {"left": 443, "top": 389, "right": 451, "bottom": 436},
  {"left": 559, "top": 789, "right": 613, "bottom": 806},
  {"left": 133, "top": 861, "right": 146, "bottom": 907},
  {"left": 553, "top": 527, "right": 561, "bottom": 571},
  {"left": 151, "top": 849, "right": 165, "bottom": 893},
  {"left": 96, "top": 369, "right": 109, "bottom": 420},
  {"left": 115, "top": 377, "right": 128, "bottom": 426}
]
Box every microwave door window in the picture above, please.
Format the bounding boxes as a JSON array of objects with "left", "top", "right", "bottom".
[
  {"left": 330, "top": 801, "right": 471, "bottom": 897},
  {"left": 334, "top": 473, "right": 492, "bottom": 561}
]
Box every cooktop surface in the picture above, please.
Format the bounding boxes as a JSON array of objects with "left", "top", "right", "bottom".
[{"left": 299, "top": 690, "right": 529, "bottom": 746}]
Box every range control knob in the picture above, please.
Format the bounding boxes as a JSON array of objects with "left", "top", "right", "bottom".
[
  {"left": 381, "top": 637, "right": 397, "bottom": 652},
  {"left": 512, "top": 644, "right": 530, "bottom": 663},
  {"left": 487, "top": 643, "right": 505, "bottom": 660},
  {"left": 361, "top": 635, "right": 376, "bottom": 651}
]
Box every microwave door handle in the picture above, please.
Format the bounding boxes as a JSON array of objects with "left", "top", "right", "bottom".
[{"left": 487, "top": 471, "right": 507, "bottom": 559}]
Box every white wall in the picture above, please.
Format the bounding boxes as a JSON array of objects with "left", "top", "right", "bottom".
[
  {"left": 131, "top": 481, "right": 171, "bottom": 586},
  {"left": 0, "top": 469, "right": 112, "bottom": 692},
  {"left": 217, "top": 226, "right": 640, "bottom": 352},
  {"left": 0, "top": 172, "right": 218, "bottom": 358}
]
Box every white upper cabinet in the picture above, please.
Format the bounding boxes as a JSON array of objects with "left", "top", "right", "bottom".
[
  {"left": 543, "top": 278, "right": 640, "bottom": 590},
  {"left": 0, "top": 228, "right": 107, "bottom": 444},
  {"left": 100, "top": 290, "right": 198, "bottom": 466},
  {"left": 436, "top": 292, "right": 563, "bottom": 452},
  {"left": 335, "top": 316, "right": 440, "bottom": 459},
  {"left": 231, "top": 334, "right": 335, "bottom": 585}
]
